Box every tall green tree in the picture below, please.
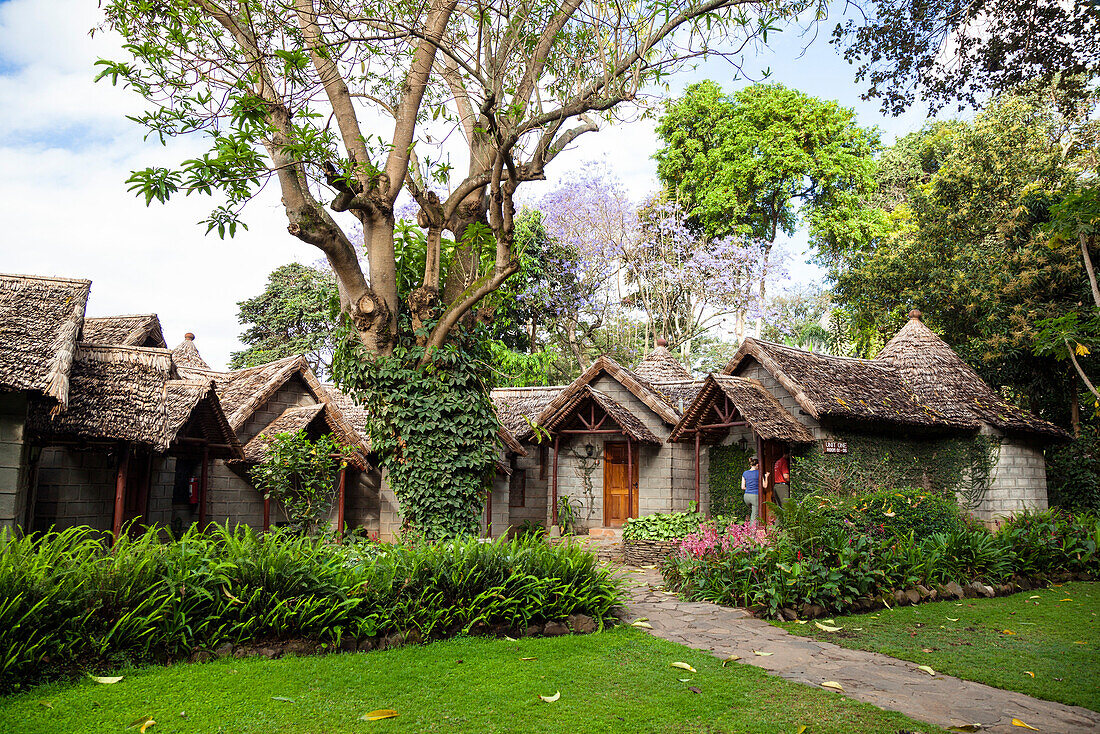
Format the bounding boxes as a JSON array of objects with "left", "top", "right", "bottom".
[
  {"left": 230, "top": 263, "right": 339, "bottom": 377},
  {"left": 654, "top": 82, "right": 880, "bottom": 325},
  {"left": 829, "top": 89, "right": 1098, "bottom": 427}
]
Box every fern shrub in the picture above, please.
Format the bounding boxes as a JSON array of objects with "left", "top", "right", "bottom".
[{"left": 0, "top": 526, "right": 621, "bottom": 691}]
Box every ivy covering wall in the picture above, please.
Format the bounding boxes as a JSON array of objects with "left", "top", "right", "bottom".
[
  {"left": 787, "top": 431, "right": 1000, "bottom": 509},
  {"left": 708, "top": 443, "right": 754, "bottom": 518}
]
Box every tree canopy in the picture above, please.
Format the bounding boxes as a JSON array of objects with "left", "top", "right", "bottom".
[{"left": 230, "top": 263, "right": 339, "bottom": 377}]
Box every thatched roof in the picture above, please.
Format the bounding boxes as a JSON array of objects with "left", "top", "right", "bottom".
[
  {"left": 877, "top": 312, "right": 1069, "bottom": 440},
  {"left": 28, "top": 344, "right": 175, "bottom": 449},
  {"left": 521, "top": 356, "right": 681, "bottom": 441},
  {"left": 323, "top": 383, "right": 371, "bottom": 440},
  {"left": 633, "top": 341, "right": 694, "bottom": 383},
  {"left": 0, "top": 273, "right": 90, "bottom": 410},
  {"left": 165, "top": 379, "right": 242, "bottom": 458},
  {"left": 491, "top": 385, "right": 562, "bottom": 435},
  {"left": 172, "top": 333, "right": 210, "bottom": 370},
  {"left": 650, "top": 380, "right": 705, "bottom": 412},
  {"left": 82, "top": 314, "right": 166, "bottom": 348},
  {"left": 181, "top": 356, "right": 371, "bottom": 465},
  {"left": 670, "top": 374, "right": 815, "bottom": 444},
  {"left": 723, "top": 338, "right": 960, "bottom": 431},
  {"left": 541, "top": 384, "right": 661, "bottom": 444},
  {"left": 238, "top": 401, "right": 369, "bottom": 469}
]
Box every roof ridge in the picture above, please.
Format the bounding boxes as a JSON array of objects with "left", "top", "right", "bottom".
[
  {"left": 0, "top": 272, "right": 92, "bottom": 286},
  {"left": 744, "top": 337, "right": 890, "bottom": 367},
  {"left": 85, "top": 313, "right": 158, "bottom": 320}
]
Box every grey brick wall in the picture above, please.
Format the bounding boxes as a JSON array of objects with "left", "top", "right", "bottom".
[
  {"left": 973, "top": 435, "right": 1048, "bottom": 525},
  {"left": 32, "top": 446, "right": 116, "bottom": 531},
  {"left": 737, "top": 362, "right": 823, "bottom": 438},
  {"left": 0, "top": 393, "right": 28, "bottom": 531}
]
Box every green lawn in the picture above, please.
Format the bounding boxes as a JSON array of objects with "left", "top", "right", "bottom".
[
  {"left": 775, "top": 582, "right": 1100, "bottom": 711},
  {"left": 0, "top": 628, "right": 941, "bottom": 734}
]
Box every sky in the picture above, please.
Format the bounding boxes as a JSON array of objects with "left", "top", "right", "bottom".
[{"left": 0, "top": 0, "right": 936, "bottom": 369}]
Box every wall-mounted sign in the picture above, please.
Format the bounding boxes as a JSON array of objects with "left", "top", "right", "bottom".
[{"left": 823, "top": 439, "right": 848, "bottom": 454}]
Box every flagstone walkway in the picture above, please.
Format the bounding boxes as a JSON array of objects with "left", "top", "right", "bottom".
[{"left": 619, "top": 567, "right": 1100, "bottom": 733}]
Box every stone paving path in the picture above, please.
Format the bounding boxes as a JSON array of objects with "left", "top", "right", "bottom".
[{"left": 619, "top": 567, "right": 1100, "bottom": 733}]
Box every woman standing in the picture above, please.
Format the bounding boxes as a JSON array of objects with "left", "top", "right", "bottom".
[{"left": 741, "top": 456, "right": 760, "bottom": 524}]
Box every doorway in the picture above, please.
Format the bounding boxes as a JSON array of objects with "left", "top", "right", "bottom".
[{"left": 603, "top": 441, "right": 638, "bottom": 526}]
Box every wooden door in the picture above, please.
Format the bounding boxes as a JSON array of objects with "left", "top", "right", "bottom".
[
  {"left": 122, "top": 451, "right": 152, "bottom": 532},
  {"left": 603, "top": 442, "right": 639, "bottom": 527}
]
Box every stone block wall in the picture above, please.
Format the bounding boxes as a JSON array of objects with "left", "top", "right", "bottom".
[
  {"left": 0, "top": 393, "right": 28, "bottom": 531},
  {"left": 507, "top": 449, "right": 549, "bottom": 533},
  {"left": 975, "top": 435, "right": 1048, "bottom": 525},
  {"left": 32, "top": 446, "right": 115, "bottom": 531},
  {"left": 737, "top": 362, "right": 822, "bottom": 437}
]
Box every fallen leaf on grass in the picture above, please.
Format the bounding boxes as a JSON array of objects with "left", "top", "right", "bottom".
[
  {"left": 1024, "top": 671, "right": 1035, "bottom": 678},
  {"left": 520, "top": 657, "right": 537, "bottom": 661},
  {"left": 916, "top": 665, "right": 936, "bottom": 676},
  {"left": 504, "top": 636, "right": 518, "bottom": 642},
  {"left": 947, "top": 617, "right": 960, "bottom": 622},
  {"left": 1002, "top": 630, "right": 1016, "bottom": 635},
  {"left": 631, "top": 621, "right": 653, "bottom": 629},
  {"left": 821, "top": 681, "right": 844, "bottom": 691},
  {"left": 814, "top": 621, "right": 842, "bottom": 632},
  {"left": 271, "top": 697, "right": 294, "bottom": 703},
  {"left": 37, "top": 701, "right": 52, "bottom": 709},
  {"left": 88, "top": 675, "right": 123, "bottom": 685},
  {"left": 794, "top": 620, "right": 808, "bottom": 624},
  {"left": 634, "top": 617, "right": 649, "bottom": 622},
  {"left": 128, "top": 716, "right": 155, "bottom": 732},
  {"left": 1059, "top": 598, "right": 1073, "bottom": 602},
  {"left": 670, "top": 662, "right": 697, "bottom": 673},
  {"left": 1075, "top": 641, "right": 1087, "bottom": 645},
  {"left": 753, "top": 651, "right": 773, "bottom": 656},
  {"left": 538, "top": 692, "right": 560, "bottom": 703},
  {"left": 853, "top": 627, "right": 863, "bottom": 631},
  {"left": 687, "top": 686, "right": 702, "bottom": 694},
  {"left": 361, "top": 710, "right": 398, "bottom": 721},
  {"left": 721, "top": 656, "right": 741, "bottom": 666},
  {"left": 1028, "top": 595, "right": 1040, "bottom": 600},
  {"left": 922, "top": 648, "right": 935, "bottom": 653},
  {"left": 1011, "top": 718, "right": 1039, "bottom": 730},
  {"left": 678, "top": 678, "right": 692, "bottom": 682},
  {"left": 797, "top": 727, "right": 808, "bottom": 734}
]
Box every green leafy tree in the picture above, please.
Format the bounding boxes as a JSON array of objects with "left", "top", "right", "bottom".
[
  {"left": 249, "top": 430, "right": 348, "bottom": 535},
  {"left": 833, "top": 0, "right": 1098, "bottom": 115},
  {"left": 230, "top": 263, "right": 339, "bottom": 377},
  {"left": 830, "top": 89, "right": 1098, "bottom": 427},
  {"left": 655, "top": 82, "right": 880, "bottom": 326}
]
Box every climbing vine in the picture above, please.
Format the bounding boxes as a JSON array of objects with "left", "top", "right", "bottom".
[
  {"left": 788, "top": 432, "right": 1000, "bottom": 509},
  {"left": 568, "top": 447, "right": 600, "bottom": 524},
  {"left": 708, "top": 443, "right": 754, "bottom": 518},
  {"left": 332, "top": 315, "right": 500, "bottom": 540}
]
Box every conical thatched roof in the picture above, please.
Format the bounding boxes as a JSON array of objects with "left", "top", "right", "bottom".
[
  {"left": 670, "top": 374, "right": 815, "bottom": 444},
  {"left": 83, "top": 314, "right": 166, "bottom": 348},
  {"left": 172, "top": 333, "right": 210, "bottom": 370},
  {"left": 877, "top": 311, "right": 1068, "bottom": 440},
  {"left": 634, "top": 340, "right": 694, "bottom": 384},
  {"left": 0, "top": 273, "right": 90, "bottom": 410}
]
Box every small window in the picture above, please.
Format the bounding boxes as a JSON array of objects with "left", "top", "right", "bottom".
[
  {"left": 509, "top": 469, "right": 526, "bottom": 507},
  {"left": 539, "top": 445, "right": 549, "bottom": 479}
]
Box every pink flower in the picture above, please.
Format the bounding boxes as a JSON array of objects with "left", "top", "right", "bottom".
[{"left": 677, "top": 520, "right": 771, "bottom": 559}]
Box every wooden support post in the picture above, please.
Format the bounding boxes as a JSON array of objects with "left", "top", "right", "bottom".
[
  {"left": 552, "top": 434, "right": 560, "bottom": 525},
  {"left": 112, "top": 446, "right": 130, "bottom": 544},
  {"left": 485, "top": 483, "right": 493, "bottom": 538},
  {"left": 694, "top": 431, "right": 701, "bottom": 511},
  {"left": 199, "top": 445, "right": 209, "bottom": 529},
  {"left": 626, "top": 436, "right": 634, "bottom": 520},
  {"left": 263, "top": 496, "right": 270, "bottom": 532},
  {"left": 337, "top": 464, "right": 346, "bottom": 542}
]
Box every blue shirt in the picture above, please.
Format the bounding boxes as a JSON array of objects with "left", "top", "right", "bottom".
[{"left": 742, "top": 468, "right": 759, "bottom": 495}]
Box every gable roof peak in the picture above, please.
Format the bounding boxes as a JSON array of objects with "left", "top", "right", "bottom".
[{"left": 634, "top": 341, "right": 693, "bottom": 384}]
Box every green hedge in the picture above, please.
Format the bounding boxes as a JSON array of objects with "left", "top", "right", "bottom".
[
  {"left": 0, "top": 525, "right": 621, "bottom": 691},
  {"left": 662, "top": 509, "right": 1100, "bottom": 619},
  {"left": 804, "top": 488, "right": 964, "bottom": 539},
  {"left": 1046, "top": 426, "right": 1100, "bottom": 512},
  {"left": 708, "top": 444, "right": 753, "bottom": 519}
]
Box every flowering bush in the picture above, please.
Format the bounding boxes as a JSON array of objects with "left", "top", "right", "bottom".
[{"left": 678, "top": 521, "right": 772, "bottom": 558}]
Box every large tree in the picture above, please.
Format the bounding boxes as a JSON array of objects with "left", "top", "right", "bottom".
[
  {"left": 829, "top": 89, "right": 1098, "bottom": 427},
  {"left": 833, "top": 0, "right": 1099, "bottom": 115},
  {"left": 98, "top": 0, "right": 801, "bottom": 359},
  {"left": 654, "top": 81, "right": 879, "bottom": 330}
]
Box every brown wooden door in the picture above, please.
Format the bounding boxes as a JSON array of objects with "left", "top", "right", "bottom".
[
  {"left": 758, "top": 439, "right": 786, "bottom": 524},
  {"left": 123, "top": 451, "right": 152, "bottom": 533},
  {"left": 603, "top": 442, "right": 639, "bottom": 527}
]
